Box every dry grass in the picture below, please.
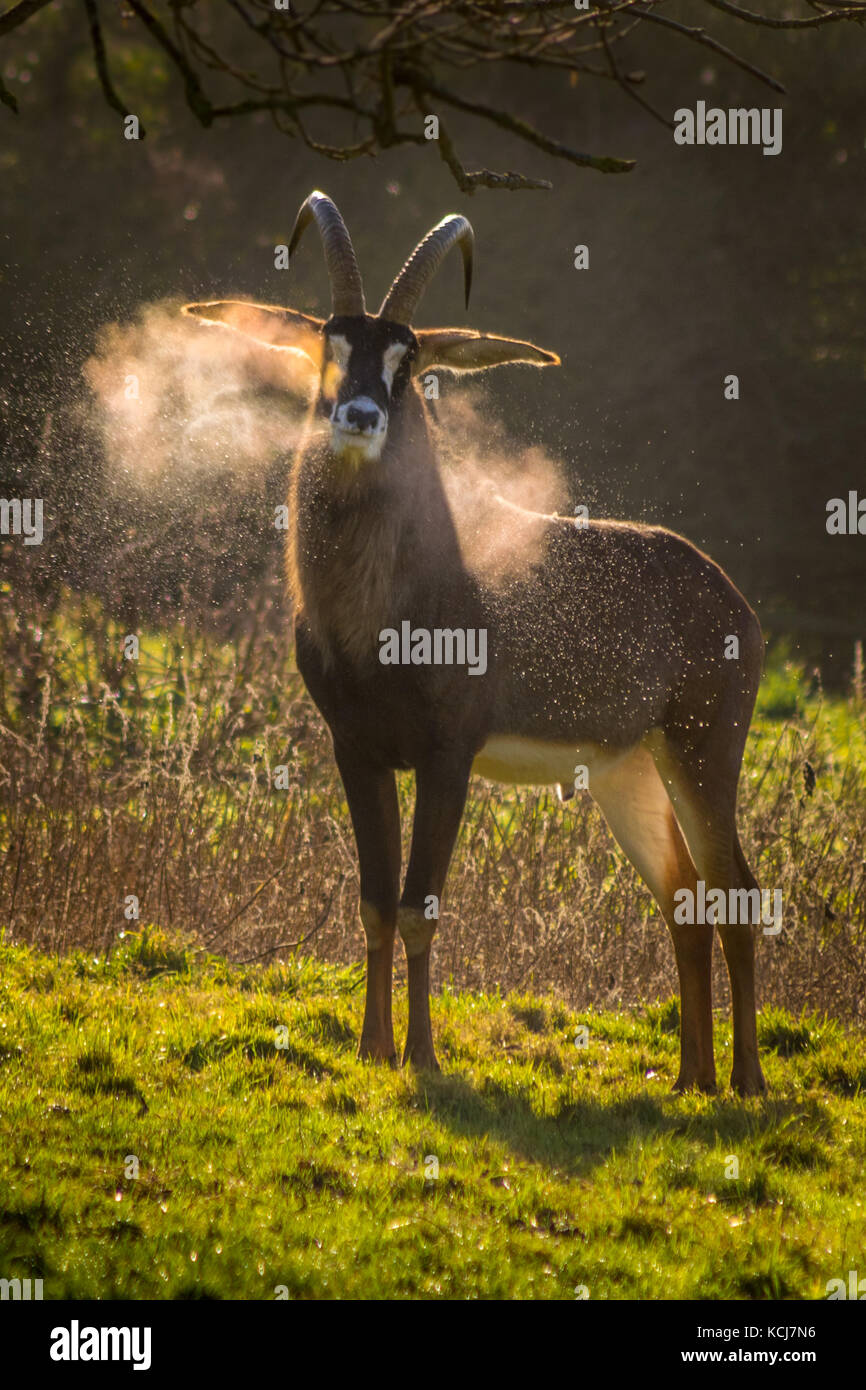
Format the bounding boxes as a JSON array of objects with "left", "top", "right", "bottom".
[{"left": 1, "top": 584, "right": 864, "bottom": 1022}]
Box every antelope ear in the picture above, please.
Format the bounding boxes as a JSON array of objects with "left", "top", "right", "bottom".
[
  {"left": 182, "top": 300, "right": 325, "bottom": 371},
  {"left": 413, "top": 328, "right": 560, "bottom": 375}
]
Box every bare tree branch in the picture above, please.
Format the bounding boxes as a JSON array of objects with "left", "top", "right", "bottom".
[
  {"left": 408, "top": 71, "right": 636, "bottom": 174},
  {"left": 599, "top": 15, "right": 673, "bottom": 129},
  {"left": 436, "top": 118, "right": 553, "bottom": 192},
  {"left": 702, "top": 0, "right": 866, "bottom": 27},
  {"left": 83, "top": 0, "right": 142, "bottom": 132},
  {"left": 0, "top": 0, "right": 861, "bottom": 187},
  {"left": 126, "top": 0, "right": 215, "bottom": 127},
  {"left": 630, "top": 6, "right": 788, "bottom": 94},
  {"left": 0, "top": 0, "right": 53, "bottom": 40},
  {"left": 0, "top": 70, "right": 18, "bottom": 113}
]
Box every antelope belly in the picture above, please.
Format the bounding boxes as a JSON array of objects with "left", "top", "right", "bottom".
[{"left": 471, "top": 735, "right": 632, "bottom": 787}]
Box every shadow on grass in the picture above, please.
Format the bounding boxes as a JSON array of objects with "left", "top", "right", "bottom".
[{"left": 410, "top": 1070, "right": 831, "bottom": 1174}]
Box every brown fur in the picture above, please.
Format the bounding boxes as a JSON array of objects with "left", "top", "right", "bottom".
[{"left": 185, "top": 204, "right": 767, "bottom": 1093}]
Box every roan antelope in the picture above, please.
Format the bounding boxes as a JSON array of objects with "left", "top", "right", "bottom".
[{"left": 184, "top": 190, "right": 767, "bottom": 1096}]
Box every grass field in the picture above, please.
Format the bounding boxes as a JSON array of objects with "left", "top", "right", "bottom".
[
  {"left": 1, "top": 593, "right": 865, "bottom": 1299},
  {"left": 1, "top": 932, "right": 864, "bottom": 1300}
]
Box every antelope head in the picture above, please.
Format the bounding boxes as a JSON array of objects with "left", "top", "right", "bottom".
[{"left": 183, "top": 191, "right": 560, "bottom": 467}]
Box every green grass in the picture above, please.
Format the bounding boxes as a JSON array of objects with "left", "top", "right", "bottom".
[
  {"left": 1, "top": 933, "right": 864, "bottom": 1300},
  {"left": 1, "top": 600, "right": 864, "bottom": 1298}
]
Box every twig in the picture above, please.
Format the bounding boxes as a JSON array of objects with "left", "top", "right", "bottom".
[
  {"left": 233, "top": 884, "right": 339, "bottom": 963},
  {"left": 599, "top": 18, "right": 673, "bottom": 129},
  {"left": 631, "top": 6, "right": 788, "bottom": 94},
  {"left": 199, "top": 855, "right": 292, "bottom": 947},
  {"left": 0, "top": 0, "right": 53, "bottom": 39},
  {"left": 83, "top": 0, "right": 142, "bottom": 132},
  {"left": 0, "top": 72, "right": 18, "bottom": 113},
  {"left": 437, "top": 119, "right": 553, "bottom": 192},
  {"left": 125, "top": 0, "right": 215, "bottom": 126},
  {"left": 412, "top": 73, "right": 635, "bottom": 173},
  {"left": 703, "top": 0, "right": 866, "bottom": 25}
]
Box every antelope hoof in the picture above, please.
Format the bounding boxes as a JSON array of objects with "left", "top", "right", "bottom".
[
  {"left": 402, "top": 1045, "right": 441, "bottom": 1073},
  {"left": 672, "top": 1072, "right": 717, "bottom": 1096},
  {"left": 731, "top": 1067, "right": 767, "bottom": 1097},
  {"left": 358, "top": 1039, "right": 398, "bottom": 1067}
]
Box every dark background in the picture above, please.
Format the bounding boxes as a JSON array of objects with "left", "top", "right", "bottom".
[{"left": 0, "top": 3, "right": 863, "bottom": 681}]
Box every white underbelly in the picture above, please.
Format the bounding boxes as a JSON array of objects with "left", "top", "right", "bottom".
[{"left": 471, "top": 734, "right": 634, "bottom": 788}]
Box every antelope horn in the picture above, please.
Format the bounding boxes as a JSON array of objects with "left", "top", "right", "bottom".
[
  {"left": 289, "top": 190, "right": 366, "bottom": 317},
  {"left": 378, "top": 215, "right": 474, "bottom": 325}
]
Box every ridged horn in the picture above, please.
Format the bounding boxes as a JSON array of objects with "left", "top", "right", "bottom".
[
  {"left": 378, "top": 215, "right": 474, "bottom": 325},
  {"left": 289, "top": 190, "right": 365, "bottom": 317}
]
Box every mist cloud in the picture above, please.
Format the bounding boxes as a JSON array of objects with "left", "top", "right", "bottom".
[
  {"left": 84, "top": 306, "right": 569, "bottom": 589},
  {"left": 435, "top": 389, "right": 568, "bottom": 586},
  {"left": 84, "top": 300, "right": 316, "bottom": 486}
]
